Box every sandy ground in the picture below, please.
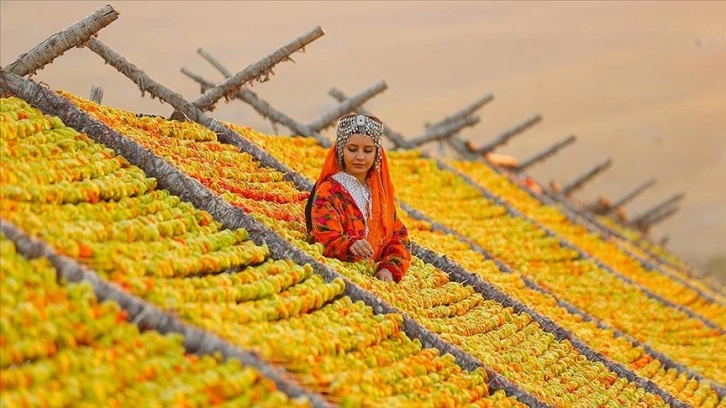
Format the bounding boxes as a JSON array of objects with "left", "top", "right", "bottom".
[{"left": 1, "top": 1, "right": 724, "bottom": 279}]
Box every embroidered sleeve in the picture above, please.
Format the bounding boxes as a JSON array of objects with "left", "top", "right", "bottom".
[
  {"left": 310, "top": 182, "right": 366, "bottom": 262},
  {"left": 377, "top": 209, "right": 411, "bottom": 283}
]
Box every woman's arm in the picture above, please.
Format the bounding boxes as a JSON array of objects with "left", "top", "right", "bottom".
[
  {"left": 310, "top": 183, "right": 365, "bottom": 261},
  {"left": 377, "top": 210, "right": 411, "bottom": 283}
]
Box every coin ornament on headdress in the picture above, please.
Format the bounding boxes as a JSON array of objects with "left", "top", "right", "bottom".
[{"left": 335, "top": 114, "right": 385, "bottom": 170}]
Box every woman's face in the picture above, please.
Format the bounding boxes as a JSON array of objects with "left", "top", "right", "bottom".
[{"left": 342, "top": 134, "right": 376, "bottom": 182}]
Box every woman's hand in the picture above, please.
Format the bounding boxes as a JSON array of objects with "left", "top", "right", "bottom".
[
  {"left": 350, "top": 239, "right": 374, "bottom": 258},
  {"left": 375, "top": 268, "right": 394, "bottom": 282}
]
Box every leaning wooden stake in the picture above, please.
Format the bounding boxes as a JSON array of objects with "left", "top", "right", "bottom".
[
  {"left": 89, "top": 85, "right": 104, "bottom": 103},
  {"left": 181, "top": 67, "right": 329, "bottom": 146},
  {"left": 197, "top": 47, "right": 233, "bottom": 77},
  {"left": 83, "top": 38, "right": 316, "bottom": 187},
  {"left": 641, "top": 206, "right": 681, "bottom": 230},
  {"left": 472, "top": 114, "right": 542, "bottom": 155},
  {"left": 4, "top": 4, "right": 119, "bottom": 76},
  {"left": 607, "top": 178, "right": 657, "bottom": 214},
  {"left": 189, "top": 26, "right": 324, "bottom": 112},
  {"left": 193, "top": 49, "right": 386, "bottom": 140},
  {"left": 427, "top": 93, "right": 495, "bottom": 129},
  {"left": 629, "top": 193, "right": 685, "bottom": 227},
  {"left": 560, "top": 158, "right": 613, "bottom": 197},
  {"left": 307, "top": 81, "right": 387, "bottom": 132},
  {"left": 408, "top": 115, "right": 480, "bottom": 147},
  {"left": 329, "top": 87, "right": 413, "bottom": 148},
  {"left": 446, "top": 135, "right": 480, "bottom": 160},
  {"left": 515, "top": 135, "right": 577, "bottom": 172}
]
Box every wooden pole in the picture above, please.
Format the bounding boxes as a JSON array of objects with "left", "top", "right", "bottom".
[
  {"left": 629, "top": 193, "right": 685, "bottom": 227},
  {"left": 191, "top": 26, "right": 324, "bottom": 112},
  {"left": 446, "top": 136, "right": 480, "bottom": 160},
  {"left": 180, "top": 68, "right": 330, "bottom": 147},
  {"left": 83, "top": 38, "right": 319, "bottom": 187},
  {"left": 329, "top": 87, "right": 413, "bottom": 148},
  {"left": 408, "top": 115, "right": 480, "bottom": 147},
  {"left": 89, "top": 85, "right": 104, "bottom": 103},
  {"left": 642, "top": 206, "right": 681, "bottom": 229},
  {"left": 560, "top": 158, "right": 613, "bottom": 197},
  {"left": 4, "top": 5, "right": 119, "bottom": 76},
  {"left": 307, "top": 81, "right": 388, "bottom": 132},
  {"left": 239, "top": 88, "right": 332, "bottom": 146},
  {"left": 472, "top": 114, "right": 542, "bottom": 155},
  {"left": 192, "top": 48, "right": 338, "bottom": 144},
  {"left": 197, "top": 48, "right": 233, "bottom": 78},
  {"left": 428, "top": 93, "right": 494, "bottom": 129},
  {"left": 607, "top": 178, "right": 657, "bottom": 214},
  {"left": 514, "top": 135, "right": 577, "bottom": 173},
  {"left": 658, "top": 236, "right": 670, "bottom": 247}
]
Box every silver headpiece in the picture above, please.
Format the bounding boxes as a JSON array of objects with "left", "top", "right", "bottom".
[{"left": 335, "top": 114, "right": 385, "bottom": 170}]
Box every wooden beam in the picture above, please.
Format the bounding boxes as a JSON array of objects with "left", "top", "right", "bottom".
[
  {"left": 307, "top": 81, "right": 388, "bottom": 132},
  {"left": 4, "top": 5, "right": 119, "bottom": 76},
  {"left": 180, "top": 67, "right": 330, "bottom": 147},
  {"left": 642, "top": 206, "right": 681, "bottom": 229},
  {"left": 191, "top": 26, "right": 324, "bottom": 112},
  {"left": 409, "top": 115, "right": 480, "bottom": 147},
  {"left": 560, "top": 158, "right": 613, "bottom": 197},
  {"left": 472, "top": 114, "right": 542, "bottom": 155},
  {"left": 446, "top": 136, "right": 480, "bottom": 160},
  {"left": 607, "top": 178, "right": 657, "bottom": 213},
  {"left": 428, "top": 93, "right": 494, "bottom": 129},
  {"left": 658, "top": 235, "right": 670, "bottom": 247},
  {"left": 197, "top": 48, "right": 233, "bottom": 78},
  {"left": 514, "top": 135, "right": 576, "bottom": 173},
  {"left": 84, "top": 38, "right": 316, "bottom": 188},
  {"left": 629, "top": 193, "right": 686, "bottom": 227},
  {"left": 89, "top": 85, "right": 104, "bottom": 103},
  {"left": 329, "top": 87, "right": 413, "bottom": 148}
]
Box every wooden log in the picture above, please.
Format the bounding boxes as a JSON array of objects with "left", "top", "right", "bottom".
[
  {"left": 4, "top": 5, "right": 119, "bottom": 76},
  {"left": 473, "top": 114, "right": 542, "bottom": 155},
  {"left": 642, "top": 206, "right": 681, "bottom": 229},
  {"left": 197, "top": 48, "right": 233, "bottom": 78},
  {"left": 560, "top": 158, "right": 613, "bottom": 197},
  {"left": 180, "top": 67, "right": 331, "bottom": 147},
  {"left": 658, "top": 236, "right": 670, "bottom": 247},
  {"left": 329, "top": 87, "right": 413, "bottom": 148},
  {"left": 607, "top": 178, "right": 657, "bottom": 214},
  {"left": 307, "top": 81, "right": 387, "bottom": 132},
  {"left": 514, "top": 135, "right": 577, "bottom": 172},
  {"left": 89, "top": 85, "right": 104, "bottom": 103},
  {"left": 428, "top": 93, "right": 494, "bottom": 129},
  {"left": 238, "top": 88, "right": 331, "bottom": 146},
  {"left": 629, "top": 193, "right": 685, "bottom": 227},
  {"left": 408, "top": 115, "right": 480, "bottom": 147},
  {"left": 192, "top": 26, "right": 324, "bottom": 112},
  {"left": 193, "top": 48, "right": 333, "bottom": 143},
  {"left": 446, "top": 136, "right": 480, "bottom": 160},
  {"left": 82, "top": 38, "right": 315, "bottom": 188}
]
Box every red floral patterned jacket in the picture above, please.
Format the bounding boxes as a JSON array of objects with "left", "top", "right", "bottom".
[{"left": 309, "top": 178, "right": 411, "bottom": 282}]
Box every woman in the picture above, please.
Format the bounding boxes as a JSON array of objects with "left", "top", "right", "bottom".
[{"left": 305, "top": 113, "right": 411, "bottom": 283}]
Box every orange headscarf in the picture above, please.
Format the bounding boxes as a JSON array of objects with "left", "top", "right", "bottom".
[{"left": 307, "top": 143, "right": 396, "bottom": 259}]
